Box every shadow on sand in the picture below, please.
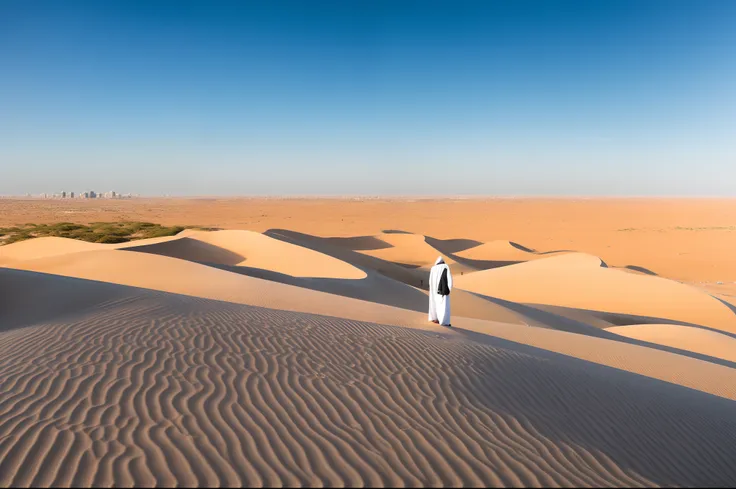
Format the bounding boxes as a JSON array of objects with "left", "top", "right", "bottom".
[
  {"left": 322, "top": 235, "right": 393, "bottom": 251},
  {"left": 124, "top": 236, "right": 246, "bottom": 266},
  {"left": 208, "top": 262, "right": 430, "bottom": 313},
  {"left": 623, "top": 265, "right": 658, "bottom": 275}
]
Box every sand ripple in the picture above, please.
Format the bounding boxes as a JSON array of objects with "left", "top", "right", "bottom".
[{"left": 1, "top": 291, "right": 735, "bottom": 487}]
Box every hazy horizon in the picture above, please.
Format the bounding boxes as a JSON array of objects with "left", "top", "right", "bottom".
[{"left": 2, "top": 0, "right": 735, "bottom": 196}]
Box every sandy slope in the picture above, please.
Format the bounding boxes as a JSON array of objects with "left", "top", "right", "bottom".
[
  {"left": 5, "top": 253, "right": 736, "bottom": 400},
  {"left": 1, "top": 269, "right": 736, "bottom": 487},
  {"left": 0, "top": 233, "right": 588, "bottom": 331},
  {"left": 457, "top": 240, "right": 536, "bottom": 260},
  {"left": 454, "top": 240, "right": 568, "bottom": 267},
  {"left": 0, "top": 233, "right": 644, "bottom": 336},
  {"left": 6, "top": 243, "right": 553, "bottom": 330},
  {"left": 607, "top": 324, "right": 736, "bottom": 363},
  {"left": 455, "top": 253, "right": 736, "bottom": 333},
  {"left": 0, "top": 235, "right": 182, "bottom": 266},
  {"left": 0, "top": 237, "right": 104, "bottom": 266},
  {"left": 0, "top": 230, "right": 366, "bottom": 280},
  {"left": 5, "top": 249, "right": 431, "bottom": 329},
  {"left": 124, "top": 230, "right": 366, "bottom": 279},
  {"left": 261, "top": 229, "right": 571, "bottom": 326},
  {"left": 5, "top": 247, "right": 547, "bottom": 334},
  {"left": 357, "top": 232, "right": 478, "bottom": 274},
  {"left": 453, "top": 316, "right": 736, "bottom": 401}
]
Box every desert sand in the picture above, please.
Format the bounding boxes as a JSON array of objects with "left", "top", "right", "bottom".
[{"left": 1, "top": 198, "right": 735, "bottom": 487}]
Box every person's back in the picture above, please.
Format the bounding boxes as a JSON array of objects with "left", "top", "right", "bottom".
[{"left": 428, "top": 256, "right": 453, "bottom": 326}]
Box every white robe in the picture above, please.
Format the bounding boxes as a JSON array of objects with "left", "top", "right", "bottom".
[{"left": 428, "top": 261, "right": 453, "bottom": 326}]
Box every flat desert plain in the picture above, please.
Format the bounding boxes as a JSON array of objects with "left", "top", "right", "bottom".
[{"left": 1, "top": 197, "right": 735, "bottom": 487}]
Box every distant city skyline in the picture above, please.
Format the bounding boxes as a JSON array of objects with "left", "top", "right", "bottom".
[
  {"left": 4, "top": 189, "right": 137, "bottom": 199},
  {"left": 2, "top": 0, "right": 735, "bottom": 196}
]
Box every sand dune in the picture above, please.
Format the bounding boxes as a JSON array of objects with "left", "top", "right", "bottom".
[
  {"left": 235, "top": 229, "right": 612, "bottom": 328},
  {"left": 267, "top": 229, "right": 429, "bottom": 287},
  {"left": 455, "top": 252, "right": 736, "bottom": 333},
  {"left": 0, "top": 237, "right": 104, "bottom": 265},
  {"left": 456, "top": 239, "right": 535, "bottom": 261},
  {"left": 608, "top": 324, "right": 736, "bottom": 363},
  {"left": 0, "top": 232, "right": 568, "bottom": 329},
  {"left": 1, "top": 269, "right": 736, "bottom": 487},
  {"left": 6, "top": 254, "right": 736, "bottom": 400},
  {"left": 4, "top": 249, "right": 434, "bottom": 329},
  {"left": 0, "top": 235, "right": 185, "bottom": 266},
  {"left": 455, "top": 240, "right": 568, "bottom": 267},
  {"left": 5, "top": 247, "right": 548, "bottom": 331},
  {"left": 0, "top": 230, "right": 366, "bottom": 280},
  {"left": 357, "top": 232, "right": 478, "bottom": 274},
  {"left": 123, "top": 230, "right": 366, "bottom": 279}
]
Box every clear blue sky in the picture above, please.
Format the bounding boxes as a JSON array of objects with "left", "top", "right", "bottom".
[{"left": 1, "top": 0, "right": 735, "bottom": 196}]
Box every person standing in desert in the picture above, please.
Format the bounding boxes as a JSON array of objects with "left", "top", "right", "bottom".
[{"left": 429, "top": 256, "right": 453, "bottom": 327}]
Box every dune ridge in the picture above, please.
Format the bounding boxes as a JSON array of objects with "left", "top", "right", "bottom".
[
  {"left": 454, "top": 252, "right": 736, "bottom": 333},
  {"left": 125, "top": 230, "right": 366, "bottom": 279},
  {"left": 454, "top": 240, "right": 568, "bottom": 268},
  {"left": 6, "top": 246, "right": 553, "bottom": 331},
  {"left": 356, "top": 232, "right": 478, "bottom": 274}
]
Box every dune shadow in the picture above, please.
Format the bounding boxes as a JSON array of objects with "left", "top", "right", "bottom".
[
  {"left": 464, "top": 291, "right": 615, "bottom": 339},
  {"left": 425, "top": 237, "right": 577, "bottom": 271},
  {"left": 264, "top": 229, "right": 429, "bottom": 290},
  {"left": 209, "top": 262, "right": 429, "bottom": 312},
  {"left": 624, "top": 265, "right": 658, "bottom": 275},
  {"left": 0, "top": 267, "right": 145, "bottom": 333},
  {"left": 450, "top": 256, "right": 523, "bottom": 270},
  {"left": 531, "top": 302, "right": 736, "bottom": 339},
  {"left": 322, "top": 235, "right": 393, "bottom": 251},
  {"left": 519, "top": 302, "right": 736, "bottom": 367},
  {"left": 537, "top": 249, "right": 576, "bottom": 255},
  {"left": 507, "top": 241, "right": 535, "bottom": 253},
  {"left": 423, "top": 238, "right": 524, "bottom": 271},
  {"left": 714, "top": 295, "right": 736, "bottom": 314},
  {"left": 381, "top": 229, "right": 413, "bottom": 235},
  {"left": 123, "top": 237, "right": 245, "bottom": 266},
  {"left": 424, "top": 236, "right": 483, "bottom": 254}
]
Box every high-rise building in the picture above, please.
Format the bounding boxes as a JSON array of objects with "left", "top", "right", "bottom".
[
  {"left": 61, "top": 191, "right": 66, "bottom": 198},
  {"left": 70, "top": 192, "right": 75, "bottom": 199}
]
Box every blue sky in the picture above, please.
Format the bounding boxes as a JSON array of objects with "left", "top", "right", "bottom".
[{"left": 1, "top": 0, "right": 735, "bottom": 196}]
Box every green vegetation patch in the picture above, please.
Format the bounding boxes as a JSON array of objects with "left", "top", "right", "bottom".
[{"left": 0, "top": 221, "right": 202, "bottom": 246}]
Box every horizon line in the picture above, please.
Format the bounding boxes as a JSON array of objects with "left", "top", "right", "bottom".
[{"left": 2, "top": 194, "right": 736, "bottom": 200}]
